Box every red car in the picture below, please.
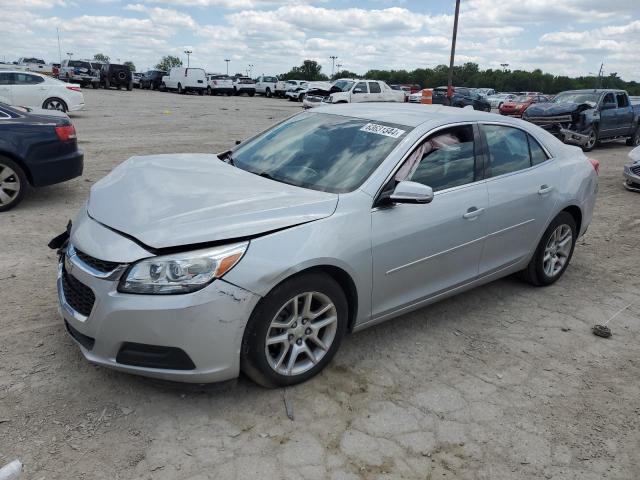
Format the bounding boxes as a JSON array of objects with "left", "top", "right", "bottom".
[{"left": 499, "top": 94, "right": 550, "bottom": 117}]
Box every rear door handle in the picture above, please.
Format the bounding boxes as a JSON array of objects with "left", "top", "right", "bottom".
[
  {"left": 538, "top": 185, "right": 554, "bottom": 195},
  {"left": 463, "top": 207, "right": 485, "bottom": 220}
]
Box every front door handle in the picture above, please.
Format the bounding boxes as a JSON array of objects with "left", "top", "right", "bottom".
[
  {"left": 538, "top": 185, "right": 554, "bottom": 195},
  {"left": 463, "top": 207, "right": 485, "bottom": 220}
]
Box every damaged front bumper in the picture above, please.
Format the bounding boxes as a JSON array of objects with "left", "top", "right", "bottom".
[
  {"left": 55, "top": 212, "right": 262, "bottom": 383},
  {"left": 559, "top": 128, "right": 591, "bottom": 147}
]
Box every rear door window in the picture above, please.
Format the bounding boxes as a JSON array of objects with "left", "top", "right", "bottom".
[
  {"left": 14, "top": 73, "right": 44, "bottom": 84},
  {"left": 528, "top": 134, "right": 549, "bottom": 166},
  {"left": 368, "top": 82, "right": 381, "bottom": 93},
  {"left": 482, "top": 125, "right": 532, "bottom": 177}
]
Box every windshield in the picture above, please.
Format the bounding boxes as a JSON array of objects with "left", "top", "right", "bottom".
[
  {"left": 553, "top": 92, "right": 600, "bottom": 104},
  {"left": 331, "top": 80, "right": 354, "bottom": 92},
  {"left": 231, "top": 112, "right": 411, "bottom": 193},
  {"left": 513, "top": 95, "right": 532, "bottom": 102}
]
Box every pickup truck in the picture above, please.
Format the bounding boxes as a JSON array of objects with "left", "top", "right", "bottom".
[
  {"left": 309, "top": 79, "right": 404, "bottom": 106},
  {"left": 254, "top": 75, "right": 278, "bottom": 97},
  {"left": 523, "top": 89, "right": 640, "bottom": 151}
]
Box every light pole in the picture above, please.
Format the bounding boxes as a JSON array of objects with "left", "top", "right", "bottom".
[
  {"left": 329, "top": 55, "right": 338, "bottom": 77},
  {"left": 224, "top": 58, "right": 230, "bottom": 75},
  {"left": 66, "top": 52, "right": 73, "bottom": 59},
  {"left": 248, "top": 64, "right": 254, "bottom": 78},
  {"left": 336, "top": 63, "right": 342, "bottom": 74},
  {"left": 500, "top": 63, "right": 509, "bottom": 72},
  {"left": 184, "top": 49, "right": 192, "bottom": 68},
  {"left": 446, "top": 0, "right": 461, "bottom": 104}
]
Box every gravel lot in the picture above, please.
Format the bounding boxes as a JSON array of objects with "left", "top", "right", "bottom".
[{"left": 1, "top": 89, "right": 639, "bottom": 479}]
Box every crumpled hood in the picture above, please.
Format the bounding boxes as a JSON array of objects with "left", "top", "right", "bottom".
[
  {"left": 87, "top": 154, "right": 338, "bottom": 249},
  {"left": 524, "top": 102, "right": 590, "bottom": 117}
]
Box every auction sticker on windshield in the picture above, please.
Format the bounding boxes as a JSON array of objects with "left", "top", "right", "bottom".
[{"left": 360, "top": 123, "right": 406, "bottom": 139}]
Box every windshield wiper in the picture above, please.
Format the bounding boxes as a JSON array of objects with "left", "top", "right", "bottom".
[{"left": 253, "top": 170, "right": 297, "bottom": 187}]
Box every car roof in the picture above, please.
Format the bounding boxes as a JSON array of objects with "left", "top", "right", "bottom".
[{"left": 312, "top": 103, "right": 516, "bottom": 128}]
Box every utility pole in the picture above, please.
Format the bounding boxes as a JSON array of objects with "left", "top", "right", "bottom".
[
  {"left": 224, "top": 58, "right": 230, "bottom": 75},
  {"left": 446, "top": 0, "right": 461, "bottom": 104},
  {"left": 329, "top": 55, "right": 338, "bottom": 77},
  {"left": 57, "top": 27, "right": 62, "bottom": 65},
  {"left": 184, "top": 49, "right": 192, "bottom": 68},
  {"left": 597, "top": 62, "right": 604, "bottom": 89}
]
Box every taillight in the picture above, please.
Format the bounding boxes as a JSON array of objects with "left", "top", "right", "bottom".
[
  {"left": 588, "top": 158, "right": 600, "bottom": 175},
  {"left": 55, "top": 124, "right": 77, "bottom": 142},
  {"left": 66, "top": 85, "right": 81, "bottom": 92}
]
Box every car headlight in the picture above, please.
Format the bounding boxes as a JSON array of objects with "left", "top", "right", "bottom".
[
  {"left": 327, "top": 95, "right": 334, "bottom": 103},
  {"left": 118, "top": 242, "right": 248, "bottom": 295}
]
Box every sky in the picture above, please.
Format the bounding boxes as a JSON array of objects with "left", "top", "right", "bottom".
[{"left": 1, "top": 0, "right": 639, "bottom": 81}]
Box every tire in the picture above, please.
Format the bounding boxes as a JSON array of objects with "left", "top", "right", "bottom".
[
  {"left": 116, "top": 85, "right": 121, "bottom": 90},
  {"left": 0, "top": 156, "right": 27, "bottom": 212},
  {"left": 265, "top": 87, "right": 272, "bottom": 98},
  {"left": 104, "top": 78, "right": 110, "bottom": 89},
  {"left": 226, "top": 91, "right": 233, "bottom": 97},
  {"left": 519, "top": 212, "right": 577, "bottom": 286},
  {"left": 241, "top": 272, "right": 348, "bottom": 388},
  {"left": 42, "top": 97, "right": 68, "bottom": 112},
  {"left": 625, "top": 126, "right": 640, "bottom": 146},
  {"left": 127, "top": 81, "right": 133, "bottom": 91},
  {"left": 91, "top": 82, "right": 99, "bottom": 89},
  {"left": 233, "top": 87, "right": 239, "bottom": 96},
  {"left": 582, "top": 127, "right": 598, "bottom": 152},
  {"left": 178, "top": 83, "right": 184, "bottom": 94},
  {"left": 248, "top": 91, "right": 255, "bottom": 97},
  {"left": 207, "top": 86, "right": 212, "bottom": 96},
  {"left": 160, "top": 82, "right": 166, "bottom": 92},
  {"left": 298, "top": 93, "right": 305, "bottom": 102}
]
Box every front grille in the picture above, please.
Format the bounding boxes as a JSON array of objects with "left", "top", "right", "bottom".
[
  {"left": 525, "top": 115, "right": 572, "bottom": 125},
  {"left": 631, "top": 165, "right": 640, "bottom": 175},
  {"left": 75, "top": 249, "right": 121, "bottom": 273},
  {"left": 61, "top": 267, "right": 95, "bottom": 317}
]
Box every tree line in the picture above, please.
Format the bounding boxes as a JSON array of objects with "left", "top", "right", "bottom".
[{"left": 277, "top": 60, "right": 640, "bottom": 95}]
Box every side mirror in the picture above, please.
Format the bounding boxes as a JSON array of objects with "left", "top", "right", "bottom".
[{"left": 390, "top": 181, "right": 434, "bottom": 204}]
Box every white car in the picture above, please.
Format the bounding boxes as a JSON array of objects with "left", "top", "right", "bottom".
[
  {"left": 232, "top": 77, "right": 256, "bottom": 96},
  {"left": 324, "top": 79, "right": 404, "bottom": 104},
  {"left": 0, "top": 70, "right": 85, "bottom": 112},
  {"left": 284, "top": 80, "right": 308, "bottom": 101},
  {"left": 487, "top": 93, "right": 517, "bottom": 109},
  {"left": 254, "top": 76, "right": 279, "bottom": 98},
  {"left": 161, "top": 67, "right": 207, "bottom": 95},
  {"left": 408, "top": 89, "right": 430, "bottom": 104},
  {"left": 206, "top": 74, "right": 233, "bottom": 96}
]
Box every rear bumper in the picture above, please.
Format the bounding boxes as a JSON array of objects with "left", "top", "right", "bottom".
[
  {"left": 30, "top": 149, "right": 84, "bottom": 187},
  {"left": 212, "top": 87, "right": 234, "bottom": 94}
]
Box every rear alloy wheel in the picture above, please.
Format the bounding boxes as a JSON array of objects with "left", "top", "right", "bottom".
[
  {"left": 0, "top": 157, "right": 27, "bottom": 212},
  {"left": 42, "top": 98, "right": 67, "bottom": 112},
  {"left": 626, "top": 126, "right": 640, "bottom": 146},
  {"left": 519, "top": 212, "right": 577, "bottom": 286},
  {"left": 265, "top": 87, "right": 272, "bottom": 98},
  {"left": 241, "top": 273, "right": 347, "bottom": 387},
  {"left": 582, "top": 127, "right": 598, "bottom": 152}
]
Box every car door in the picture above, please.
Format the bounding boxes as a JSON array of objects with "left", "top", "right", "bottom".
[
  {"left": 11, "top": 73, "right": 49, "bottom": 107},
  {"left": 0, "top": 72, "right": 13, "bottom": 104},
  {"left": 615, "top": 92, "right": 634, "bottom": 136},
  {"left": 598, "top": 92, "right": 618, "bottom": 138},
  {"left": 478, "top": 123, "right": 559, "bottom": 275},
  {"left": 351, "top": 81, "right": 369, "bottom": 103},
  {"left": 371, "top": 123, "right": 489, "bottom": 318}
]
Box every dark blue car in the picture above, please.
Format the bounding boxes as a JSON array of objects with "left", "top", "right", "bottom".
[{"left": 0, "top": 103, "right": 83, "bottom": 211}]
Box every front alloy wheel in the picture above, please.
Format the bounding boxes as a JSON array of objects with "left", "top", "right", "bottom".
[
  {"left": 241, "top": 272, "right": 347, "bottom": 387},
  {"left": 265, "top": 292, "right": 337, "bottom": 376},
  {"left": 583, "top": 127, "right": 598, "bottom": 151}
]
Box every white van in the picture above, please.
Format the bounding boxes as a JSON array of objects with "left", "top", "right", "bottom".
[{"left": 161, "top": 67, "right": 207, "bottom": 95}]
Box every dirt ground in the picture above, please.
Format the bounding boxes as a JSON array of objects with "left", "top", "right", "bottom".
[{"left": 1, "top": 89, "right": 639, "bottom": 480}]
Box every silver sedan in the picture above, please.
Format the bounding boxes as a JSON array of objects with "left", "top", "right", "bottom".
[{"left": 56, "top": 104, "right": 598, "bottom": 387}]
